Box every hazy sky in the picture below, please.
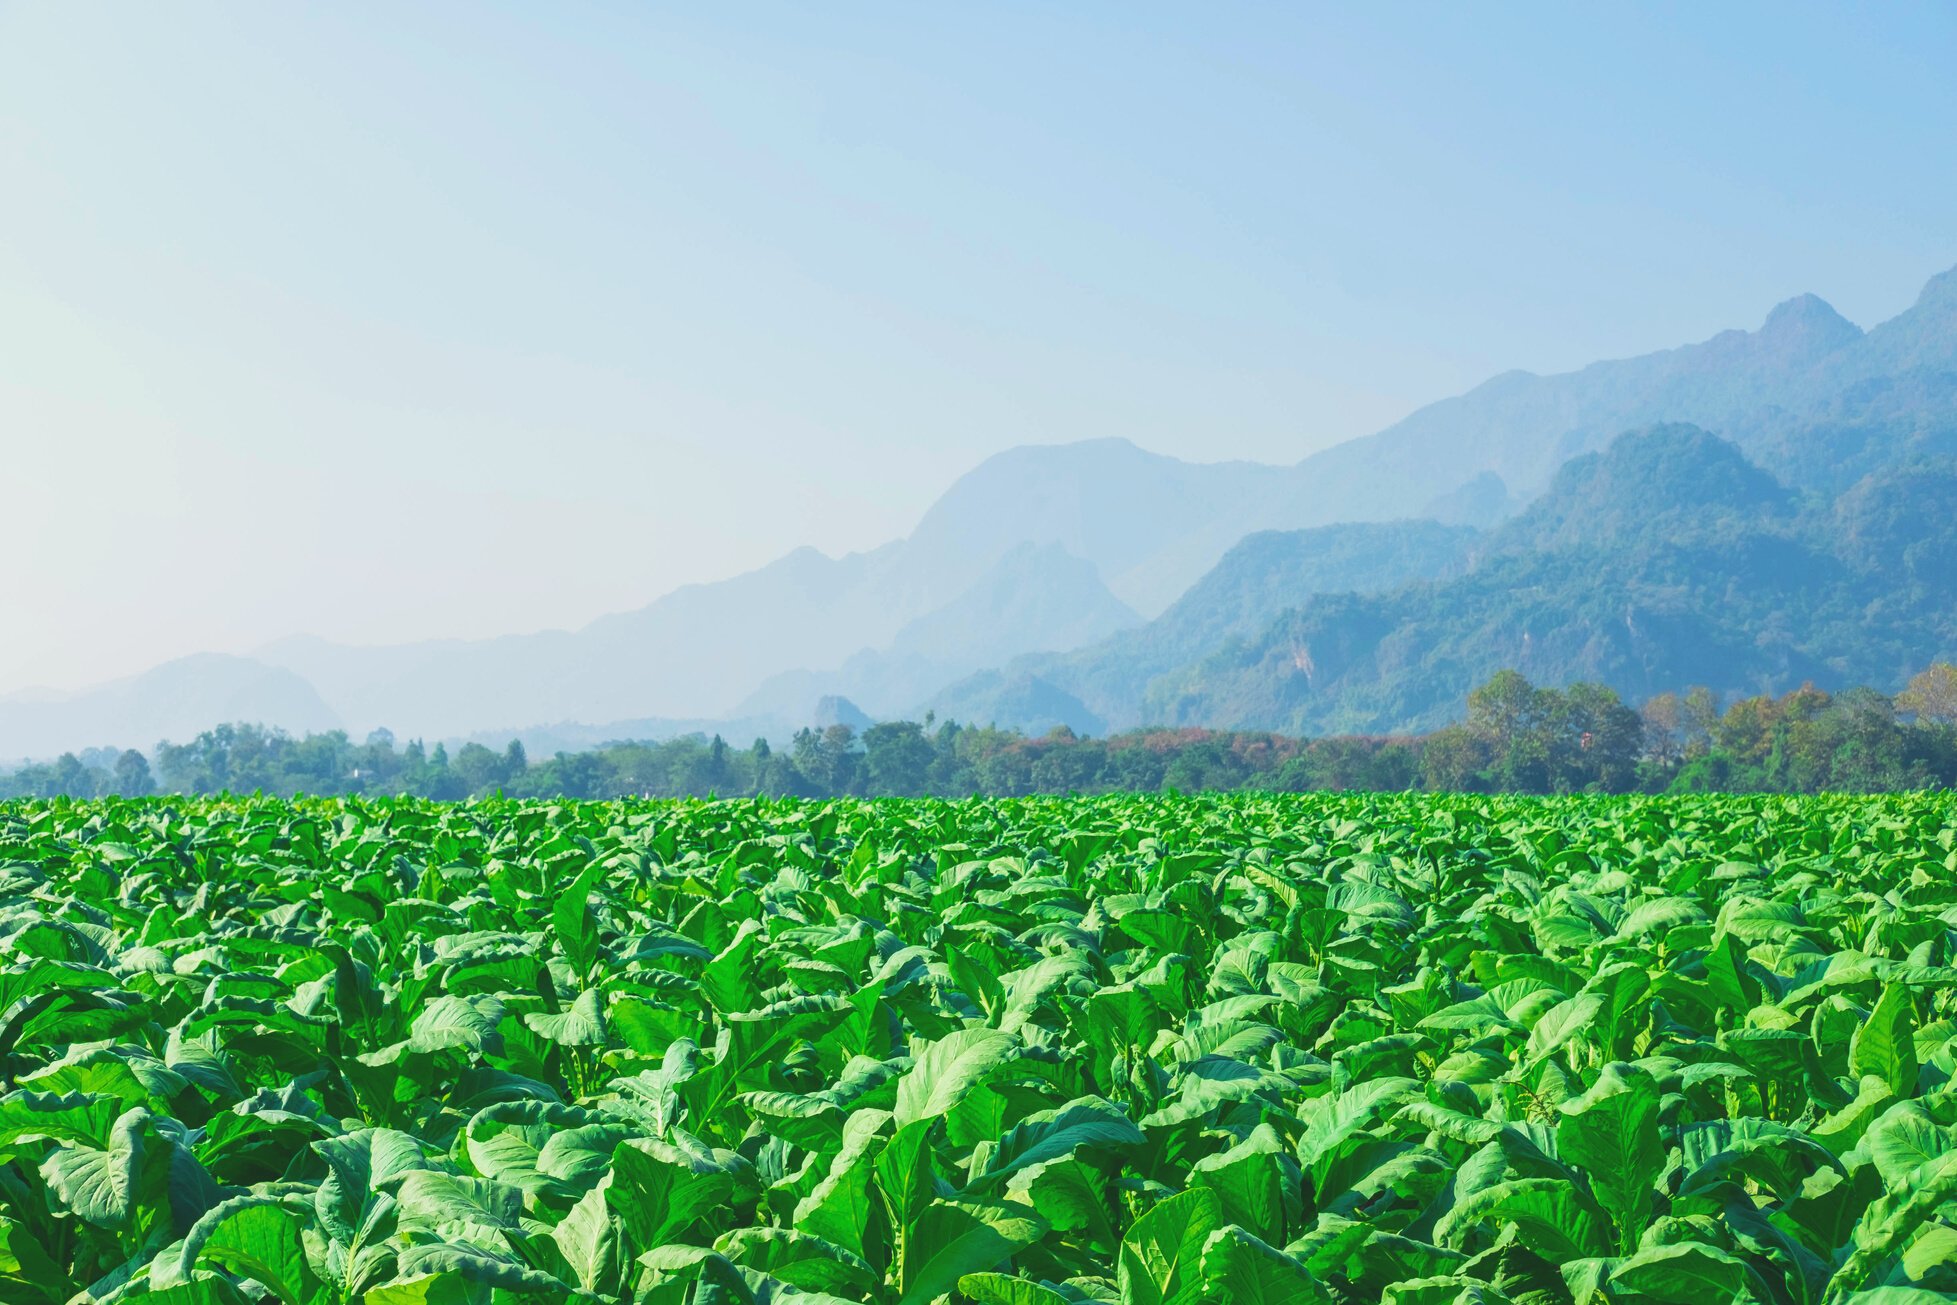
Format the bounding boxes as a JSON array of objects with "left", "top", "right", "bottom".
[{"left": 4, "top": 3, "right": 1954, "bottom": 694}]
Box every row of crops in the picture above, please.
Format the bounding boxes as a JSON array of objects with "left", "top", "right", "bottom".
[{"left": 2, "top": 792, "right": 1956, "bottom": 1304}]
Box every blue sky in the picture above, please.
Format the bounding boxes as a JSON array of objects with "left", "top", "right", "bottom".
[{"left": 3, "top": 3, "right": 1953, "bottom": 691}]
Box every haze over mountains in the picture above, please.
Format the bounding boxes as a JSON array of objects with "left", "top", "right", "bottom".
[
  {"left": 6, "top": 264, "right": 1957, "bottom": 762},
  {"left": 1134, "top": 424, "right": 1957, "bottom": 737}
]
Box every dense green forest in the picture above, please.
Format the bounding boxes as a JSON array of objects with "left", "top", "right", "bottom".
[{"left": 6, "top": 664, "right": 1953, "bottom": 800}]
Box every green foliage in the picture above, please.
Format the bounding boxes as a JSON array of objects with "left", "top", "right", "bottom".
[
  {"left": 13, "top": 661, "right": 1957, "bottom": 802},
  {"left": 3, "top": 790, "right": 1957, "bottom": 1304}
]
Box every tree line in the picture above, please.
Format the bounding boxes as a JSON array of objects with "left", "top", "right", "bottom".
[{"left": 5, "top": 664, "right": 1956, "bottom": 800}]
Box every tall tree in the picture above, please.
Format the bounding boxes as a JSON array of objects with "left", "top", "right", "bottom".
[
  {"left": 1468, "top": 670, "right": 1549, "bottom": 790},
  {"left": 1898, "top": 662, "right": 1957, "bottom": 726},
  {"left": 862, "top": 721, "right": 934, "bottom": 796},
  {"left": 111, "top": 749, "right": 154, "bottom": 796}
]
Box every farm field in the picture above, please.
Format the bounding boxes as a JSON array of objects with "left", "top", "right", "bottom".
[{"left": 2, "top": 793, "right": 1957, "bottom": 1305}]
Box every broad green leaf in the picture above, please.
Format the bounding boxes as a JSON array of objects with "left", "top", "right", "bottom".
[
  {"left": 1443, "top": 1178, "right": 1612, "bottom": 1262},
  {"left": 0, "top": 1089, "right": 122, "bottom": 1149},
  {"left": 1847, "top": 984, "right": 1917, "bottom": 1098},
  {"left": 1702, "top": 930, "right": 1760, "bottom": 1016},
  {"left": 313, "top": 1129, "right": 429, "bottom": 1245},
  {"left": 551, "top": 1183, "right": 620, "bottom": 1295},
  {"left": 1296, "top": 1077, "right": 1418, "bottom": 1195},
  {"left": 523, "top": 986, "right": 607, "bottom": 1047},
  {"left": 1007, "top": 1155, "right": 1120, "bottom": 1252},
  {"left": 716, "top": 1228, "right": 877, "bottom": 1297},
  {"left": 1610, "top": 1241, "right": 1751, "bottom": 1303},
  {"left": 957, "top": 1272, "right": 1073, "bottom": 1305},
  {"left": 1119, "top": 1188, "right": 1223, "bottom": 1305},
  {"left": 1900, "top": 1222, "right": 1957, "bottom": 1283},
  {"left": 876, "top": 1117, "right": 940, "bottom": 1244},
  {"left": 896, "top": 1199, "right": 1047, "bottom": 1305},
  {"left": 1198, "top": 1225, "right": 1328, "bottom": 1305},
  {"left": 40, "top": 1107, "right": 147, "bottom": 1229},
  {"left": 359, "top": 1274, "right": 478, "bottom": 1305},
  {"left": 393, "top": 1170, "right": 525, "bottom": 1246},
  {"left": 387, "top": 1243, "right": 570, "bottom": 1296},
  {"left": 403, "top": 995, "right": 505, "bottom": 1058},
  {"left": 1863, "top": 1103, "right": 1953, "bottom": 1189},
  {"left": 0, "top": 1214, "right": 68, "bottom": 1305},
  {"left": 553, "top": 857, "right": 607, "bottom": 981},
  {"left": 1524, "top": 994, "right": 1603, "bottom": 1067},
  {"left": 1190, "top": 1125, "right": 1294, "bottom": 1246},
  {"left": 170, "top": 1195, "right": 317, "bottom": 1305},
  {"left": 795, "top": 1109, "right": 887, "bottom": 1257},
  {"left": 463, "top": 1100, "right": 591, "bottom": 1194},
  {"left": 1811, "top": 1076, "right": 1896, "bottom": 1155},
  {"left": 969, "top": 1095, "right": 1143, "bottom": 1191},
  {"left": 893, "top": 1027, "right": 1019, "bottom": 1128},
  {"left": 536, "top": 1123, "right": 643, "bottom": 1192},
  {"left": 608, "top": 1135, "right": 756, "bottom": 1250},
  {"left": 1556, "top": 1063, "right": 1663, "bottom": 1251},
  {"left": 1828, "top": 1151, "right": 1957, "bottom": 1299},
  {"left": 702, "top": 920, "right": 765, "bottom": 1015}
]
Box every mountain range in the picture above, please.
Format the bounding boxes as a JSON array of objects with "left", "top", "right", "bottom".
[
  {"left": 1138, "top": 424, "right": 1957, "bottom": 736},
  {"left": 5, "top": 264, "right": 1956, "bottom": 761}
]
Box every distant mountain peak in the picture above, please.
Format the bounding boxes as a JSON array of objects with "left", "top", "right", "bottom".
[
  {"left": 1564, "top": 422, "right": 1782, "bottom": 503},
  {"left": 0, "top": 654, "right": 340, "bottom": 762},
  {"left": 809, "top": 695, "right": 873, "bottom": 731},
  {"left": 1758, "top": 292, "right": 1861, "bottom": 349},
  {"left": 1909, "top": 264, "right": 1957, "bottom": 316},
  {"left": 1501, "top": 423, "right": 1786, "bottom": 553},
  {"left": 968, "top": 436, "right": 1150, "bottom": 469}
]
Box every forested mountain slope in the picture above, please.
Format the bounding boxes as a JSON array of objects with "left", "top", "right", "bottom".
[
  {"left": 925, "top": 519, "right": 1478, "bottom": 733},
  {"left": 1148, "top": 426, "right": 1957, "bottom": 734}
]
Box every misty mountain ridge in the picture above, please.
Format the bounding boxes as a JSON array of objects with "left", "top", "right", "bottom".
[
  {"left": 732, "top": 541, "right": 1141, "bottom": 722},
  {"left": 253, "top": 528, "right": 1148, "bottom": 741},
  {"left": 8, "top": 261, "right": 1957, "bottom": 760},
  {"left": 0, "top": 655, "right": 339, "bottom": 765},
  {"left": 1137, "top": 426, "right": 1957, "bottom": 736},
  {"left": 924, "top": 518, "right": 1480, "bottom": 735},
  {"left": 243, "top": 261, "right": 1955, "bottom": 749}
]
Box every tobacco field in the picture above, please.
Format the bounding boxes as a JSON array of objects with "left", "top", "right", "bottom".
[{"left": 2, "top": 792, "right": 1956, "bottom": 1305}]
